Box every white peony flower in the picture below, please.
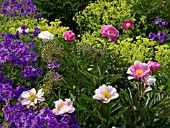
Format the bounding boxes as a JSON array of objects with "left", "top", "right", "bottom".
[
  {"left": 53, "top": 99, "right": 75, "bottom": 115},
  {"left": 38, "top": 31, "right": 54, "bottom": 42},
  {"left": 143, "top": 75, "right": 156, "bottom": 85},
  {"left": 93, "top": 84, "right": 119, "bottom": 103},
  {"left": 20, "top": 88, "right": 45, "bottom": 107}
]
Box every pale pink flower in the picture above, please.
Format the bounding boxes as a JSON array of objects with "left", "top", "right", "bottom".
[
  {"left": 20, "top": 88, "right": 45, "bottom": 108},
  {"left": 100, "top": 25, "right": 119, "bottom": 42},
  {"left": 53, "top": 99, "right": 75, "bottom": 115},
  {"left": 93, "top": 84, "right": 119, "bottom": 103},
  {"left": 63, "top": 30, "right": 76, "bottom": 42},
  {"left": 122, "top": 20, "right": 134, "bottom": 30},
  {"left": 127, "top": 60, "right": 150, "bottom": 79},
  {"left": 147, "top": 61, "right": 160, "bottom": 71}
]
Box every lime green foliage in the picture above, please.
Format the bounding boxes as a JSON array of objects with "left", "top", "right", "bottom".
[
  {"left": 80, "top": 30, "right": 170, "bottom": 65},
  {"left": 110, "top": 36, "right": 155, "bottom": 64},
  {"left": 0, "top": 14, "right": 68, "bottom": 40},
  {"left": 155, "top": 44, "right": 170, "bottom": 65},
  {"left": 74, "top": 0, "right": 133, "bottom": 32},
  {"left": 112, "top": 37, "right": 170, "bottom": 65},
  {"left": 74, "top": 0, "right": 170, "bottom": 40}
]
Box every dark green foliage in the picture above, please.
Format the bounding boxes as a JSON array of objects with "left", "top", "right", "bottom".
[
  {"left": 126, "top": 0, "right": 170, "bottom": 34},
  {"left": 34, "top": 0, "right": 95, "bottom": 35}
]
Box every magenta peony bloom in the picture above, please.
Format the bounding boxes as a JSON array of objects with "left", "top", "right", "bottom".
[
  {"left": 147, "top": 61, "right": 160, "bottom": 71},
  {"left": 53, "top": 99, "right": 75, "bottom": 115},
  {"left": 100, "top": 25, "right": 119, "bottom": 42},
  {"left": 93, "top": 84, "right": 119, "bottom": 103},
  {"left": 63, "top": 30, "right": 76, "bottom": 42},
  {"left": 122, "top": 20, "right": 134, "bottom": 30},
  {"left": 127, "top": 60, "right": 150, "bottom": 79}
]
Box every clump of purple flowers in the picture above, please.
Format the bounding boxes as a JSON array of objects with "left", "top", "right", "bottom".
[
  {"left": 1, "top": 0, "right": 39, "bottom": 18},
  {"left": 148, "top": 31, "right": 168, "bottom": 42},
  {"left": 32, "top": 26, "right": 40, "bottom": 37},
  {"left": 47, "top": 60, "right": 61, "bottom": 69},
  {"left": 148, "top": 18, "right": 169, "bottom": 42},
  {"left": 0, "top": 71, "right": 28, "bottom": 102},
  {"left": 0, "top": 32, "right": 37, "bottom": 66},
  {"left": 3, "top": 103, "right": 80, "bottom": 128},
  {"left": 154, "top": 18, "right": 168, "bottom": 28},
  {"left": 22, "top": 66, "right": 43, "bottom": 82},
  {"left": 0, "top": 32, "right": 43, "bottom": 83}
]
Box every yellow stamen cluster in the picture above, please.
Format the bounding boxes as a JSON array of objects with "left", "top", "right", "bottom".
[
  {"left": 28, "top": 92, "right": 36, "bottom": 102},
  {"left": 58, "top": 104, "right": 67, "bottom": 111},
  {"left": 135, "top": 69, "right": 144, "bottom": 75},
  {"left": 102, "top": 92, "right": 111, "bottom": 99},
  {"left": 126, "top": 23, "right": 131, "bottom": 27}
]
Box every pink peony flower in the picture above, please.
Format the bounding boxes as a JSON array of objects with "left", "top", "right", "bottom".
[
  {"left": 100, "top": 25, "right": 119, "bottom": 42},
  {"left": 93, "top": 84, "right": 119, "bottom": 103},
  {"left": 147, "top": 61, "right": 160, "bottom": 71},
  {"left": 53, "top": 99, "right": 75, "bottom": 115},
  {"left": 127, "top": 60, "right": 150, "bottom": 79},
  {"left": 122, "top": 20, "right": 134, "bottom": 30},
  {"left": 63, "top": 30, "right": 76, "bottom": 42}
]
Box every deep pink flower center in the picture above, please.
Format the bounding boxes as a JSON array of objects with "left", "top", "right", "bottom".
[{"left": 108, "top": 30, "right": 114, "bottom": 35}]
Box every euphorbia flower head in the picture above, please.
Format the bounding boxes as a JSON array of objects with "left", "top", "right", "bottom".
[
  {"left": 63, "top": 30, "right": 76, "bottom": 42},
  {"left": 53, "top": 99, "right": 75, "bottom": 115},
  {"left": 122, "top": 20, "right": 134, "bottom": 30},
  {"left": 127, "top": 60, "right": 150, "bottom": 79},
  {"left": 100, "top": 25, "right": 119, "bottom": 42},
  {"left": 19, "top": 88, "right": 45, "bottom": 108},
  {"left": 93, "top": 84, "right": 119, "bottom": 103},
  {"left": 147, "top": 61, "right": 160, "bottom": 71}
]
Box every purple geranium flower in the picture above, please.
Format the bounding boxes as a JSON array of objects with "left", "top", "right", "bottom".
[
  {"left": 154, "top": 18, "right": 162, "bottom": 24},
  {"left": 161, "top": 21, "right": 168, "bottom": 28},
  {"left": 36, "top": 68, "right": 43, "bottom": 76}
]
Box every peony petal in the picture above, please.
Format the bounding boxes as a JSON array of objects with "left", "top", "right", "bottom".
[
  {"left": 110, "top": 93, "right": 119, "bottom": 100},
  {"left": 21, "top": 99, "right": 31, "bottom": 105},
  {"left": 36, "top": 89, "right": 44, "bottom": 98},
  {"left": 127, "top": 76, "right": 134, "bottom": 80},
  {"left": 30, "top": 88, "right": 36, "bottom": 94},
  {"left": 134, "top": 60, "right": 142, "bottom": 65},
  {"left": 21, "top": 91, "right": 30, "bottom": 98}
]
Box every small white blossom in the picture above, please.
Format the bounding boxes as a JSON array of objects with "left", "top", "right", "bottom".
[
  {"left": 93, "top": 84, "right": 119, "bottom": 103},
  {"left": 20, "top": 88, "right": 45, "bottom": 108},
  {"left": 38, "top": 31, "right": 54, "bottom": 42}
]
